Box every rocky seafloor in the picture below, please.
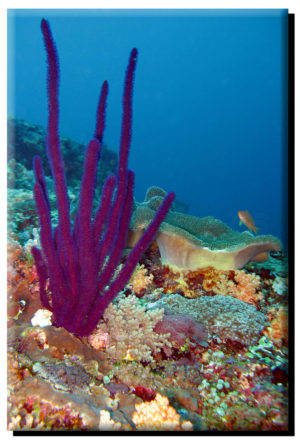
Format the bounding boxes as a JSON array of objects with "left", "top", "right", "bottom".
[{"left": 7, "top": 119, "right": 289, "bottom": 432}]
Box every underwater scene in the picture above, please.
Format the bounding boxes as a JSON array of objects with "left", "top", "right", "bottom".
[{"left": 7, "top": 10, "right": 290, "bottom": 432}]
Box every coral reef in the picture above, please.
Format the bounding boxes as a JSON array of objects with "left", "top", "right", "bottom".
[
  {"left": 146, "top": 263, "right": 263, "bottom": 304},
  {"left": 128, "top": 264, "right": 153, "bottom": 297},
  {"left": 7, "top": 18, "right": 289, "bottom": 435},
  {"left": 207, "top": 269, "right": 263, "bottom": 307},
  {"left": 88, "top": 295, "right": 171, "bottom": 362},
  {"left": 154, "top": 311, "right": 207, "bottom": 349},
  {"left": 7, "top": 119, "right": 119, "bottom": 246},
  {"left": 129, "top": 187, "right": 282, "bottom": 270},
  {"left": 158, "top": 294, "right": 269, "bottom": 346},
  {"left": 224, "top": 270, "right": 262, "bottom": 306},
  {"left": 272, "top": 276, "right": 288, "bottom": 296},
  {"left": 132, "top": 393, "right": 191, "bottom": 431},
  {"left": 7, "top": 241, "right": 289, "bottom": 431},
  {"left": 8, "top": 117, "right": 118, "bottom": 189},
  {"left": 264, "top": 306, "right": 288, "bottom": 348},
  {"left": 7, "top": 188, "right": 38, "bottom": 245},
  {"left": 99, "top": 410, "right": 124, "bottom": 430},
  {"left": 7, "top": 186, "right": 289, "bottom": 433}
]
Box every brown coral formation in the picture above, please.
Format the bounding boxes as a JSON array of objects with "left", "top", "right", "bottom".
[{"left": 7, "top": 242, "right": 43, "bottom": 327}]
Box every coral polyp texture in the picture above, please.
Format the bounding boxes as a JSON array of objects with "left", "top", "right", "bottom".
[
  {"left": 31, "top": 20, "right": 174, "bottom": 336},
  {"left": 129, "top": 186, "right": 281, "bottom": 270}
]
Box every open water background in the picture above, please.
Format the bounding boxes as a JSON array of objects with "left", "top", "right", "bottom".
[{"left": 7, "top": 9, "right": 288, "bottom": 247}]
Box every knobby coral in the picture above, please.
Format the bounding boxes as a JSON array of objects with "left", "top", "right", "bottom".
[{"left": 31, "top": 20, "right": 174, "bottom": 336}]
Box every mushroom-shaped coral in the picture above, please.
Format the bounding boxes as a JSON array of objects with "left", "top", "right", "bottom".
[{"left": 128, "top": 186, "right": 282, "bottom": 270}]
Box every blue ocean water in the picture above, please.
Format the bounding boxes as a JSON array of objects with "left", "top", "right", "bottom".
[{"left": 7, "top": 9, "right": 288, "bottom": 248}]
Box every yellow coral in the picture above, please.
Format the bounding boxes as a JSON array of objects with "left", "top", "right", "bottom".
[
  {"left": 129, "top": 264, "right": 153, "bottom": 295},
  {"left": 132, "top": 393, "right": 180, "bottom": 430}
]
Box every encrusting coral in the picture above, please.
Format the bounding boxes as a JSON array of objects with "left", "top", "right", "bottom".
[
  {"left": 128, "top": 186, "right": 282, "bottom": 270},
  {"left": 158, "top": 293, "right": 269, "bottom": 346}
]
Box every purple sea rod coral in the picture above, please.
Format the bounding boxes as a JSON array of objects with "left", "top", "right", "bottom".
[{"left": 31, "top": 19, "right": 174, "bottom": 336}]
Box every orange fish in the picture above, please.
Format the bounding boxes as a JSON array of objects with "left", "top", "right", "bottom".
[{"left": 238, "top": 211, "right": 259, "bottom": 234}]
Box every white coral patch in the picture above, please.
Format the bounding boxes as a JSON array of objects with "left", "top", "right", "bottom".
[
  {"left": 272, "top": 276, "right": 288, "bottom": 296},
  {"left": 31, "top": 309, "right": 53, "bottom": 328}
]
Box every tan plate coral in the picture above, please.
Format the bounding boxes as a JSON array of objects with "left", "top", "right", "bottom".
[{"left": 128, "top": 187, "right": 282, "bottom": 270}]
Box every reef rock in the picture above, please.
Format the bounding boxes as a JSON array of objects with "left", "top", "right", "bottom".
[{"left": 7, "top": 117, "right": 117, "bottom": 189}]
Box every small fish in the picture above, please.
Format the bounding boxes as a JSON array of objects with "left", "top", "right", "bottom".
[{"left": 238, "top": 210, "right": 259, "bottom": 234}]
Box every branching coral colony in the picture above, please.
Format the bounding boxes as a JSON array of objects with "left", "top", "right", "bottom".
[{"left": 32, "top": 19, "right": 174, "bottom": 336}]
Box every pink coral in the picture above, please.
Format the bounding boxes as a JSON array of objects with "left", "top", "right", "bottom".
[{"left": 154, "top": 311, "right": 207, "bottom": 348}]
